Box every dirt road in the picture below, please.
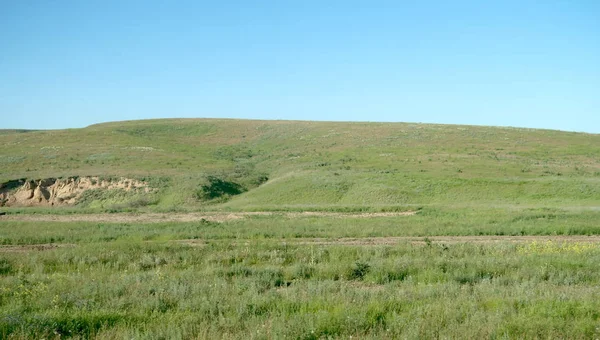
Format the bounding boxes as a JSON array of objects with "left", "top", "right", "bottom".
[
  {"left": 3, "top": 235, "right": 600, "bottom": 253},
  {"left": 176, "top": 235, "right": 600, "bottom": 246},
  {"left": 0, "top": 211, "right": 416, "bottom": 223}
]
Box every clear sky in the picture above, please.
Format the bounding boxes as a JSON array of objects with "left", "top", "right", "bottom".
[{"left": 1, "top": 1, "right": 599, "bottom": 133}]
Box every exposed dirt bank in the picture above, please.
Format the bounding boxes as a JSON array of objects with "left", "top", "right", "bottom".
[{"left": 0, "top": 177, "right": 149, "bottom": 207}]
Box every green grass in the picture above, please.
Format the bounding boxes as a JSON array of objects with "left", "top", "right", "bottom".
[
  {"left": 1, "top": 208, "right": 600, "bottom": 246},
  {"left": 1, "top": 119, "right": 598, "bottom": 211},
  {"left": 1, "top": 209, "right": 600, "bottom": 338},
  {"left": 1, "top": 119, "right": 599, "bottom": 338},
  {"left": 2, "top": 219, "right": 600, "bottom": 339}
]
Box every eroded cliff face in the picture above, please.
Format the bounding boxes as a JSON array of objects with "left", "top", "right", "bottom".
[{"left": 0, "top": 177, "right": 149, "bottom": 207}]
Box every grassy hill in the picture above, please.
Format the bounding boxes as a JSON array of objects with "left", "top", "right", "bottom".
[
  {"left": 1, "top": 118, "right": 599, "bottom": 211},
  {"left": 3, "top": 119, "right": 600, "bottom": 338}
]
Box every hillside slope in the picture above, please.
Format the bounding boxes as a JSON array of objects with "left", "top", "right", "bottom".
[{"left": 1, "top": 119, "right": 599, "bottom": 211}]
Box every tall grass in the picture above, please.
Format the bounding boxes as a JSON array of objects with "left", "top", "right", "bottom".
[{"left": 2, "top": 238, "right": 600, "bottom": 338}]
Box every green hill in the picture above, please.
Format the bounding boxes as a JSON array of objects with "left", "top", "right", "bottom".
[
  {"left": 1, "top": 118, "right": 598, "bottom": 211},
  {"left": 2, "top": 119, "right": 600, "bottom": 339}
]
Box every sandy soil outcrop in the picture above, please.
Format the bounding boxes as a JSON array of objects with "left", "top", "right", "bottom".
[{"left": 0, "top": 177, "right": 149, "bottom": 207}]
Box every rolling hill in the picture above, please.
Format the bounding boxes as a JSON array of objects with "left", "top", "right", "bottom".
[
  {"left": 2, "top": 119, "right": 600, "bottom": 339},
  {"left": 1, "top": 118, "right": 598, "bottom": 212}
]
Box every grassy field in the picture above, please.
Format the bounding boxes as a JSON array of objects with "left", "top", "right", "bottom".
[
  {"left": 2, "top": 215, "right": 600, "bottom": 339},
  {"left": 1, "top": 119, "right": 599, "bottom": 338}
]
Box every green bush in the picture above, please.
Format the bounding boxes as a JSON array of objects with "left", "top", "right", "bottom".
[
  {"left": 195, "top": 176, "right": 246, "bottom": 201},
  {"left": 346, "top": 261, "right": 371, "bottom": 280}
]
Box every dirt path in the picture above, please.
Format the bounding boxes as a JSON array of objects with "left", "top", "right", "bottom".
[
  {"left": 0, "top": 243, "right": 76, "bottom": 253},
  {"left": 176, "top": 235, "right": 600, "bottom": 247},
  {"left": 3, "top": 235, "right": 600, "bottom": 253},
  {"left": 0, "top": 211, "right": 416, "bottom": 223}
]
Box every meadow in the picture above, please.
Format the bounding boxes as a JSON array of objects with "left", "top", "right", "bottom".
[
  {"left": 1, "top": 119, "right": 599, "bottom": 338},
  {"left": 2, "top": 213, "right": 600, "bottom": 339}
]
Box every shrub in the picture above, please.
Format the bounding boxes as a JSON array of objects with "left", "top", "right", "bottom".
[
  {"left": 346, "top": 261, "right": 371, "bottom": 281},
  {"left": 195, "top": 176, "right": 245, "bottom": 201}
]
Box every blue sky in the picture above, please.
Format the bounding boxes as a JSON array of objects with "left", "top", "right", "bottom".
[{"left": 1, "top": 1, "right": 599, "bottom": 132}]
